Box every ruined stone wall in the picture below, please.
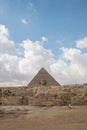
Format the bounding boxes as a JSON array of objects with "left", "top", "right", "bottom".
[{"left": 0, "top": 85, "right": 87, "bottom": 106}]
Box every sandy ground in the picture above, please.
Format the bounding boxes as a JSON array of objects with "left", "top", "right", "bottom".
[{"left": 0, "top": 106, "right": 87, "bottom": 130}]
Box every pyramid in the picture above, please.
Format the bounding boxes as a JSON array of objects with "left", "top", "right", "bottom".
[{"left": 27, "top": 67, "right": 60, "bottom": 87}]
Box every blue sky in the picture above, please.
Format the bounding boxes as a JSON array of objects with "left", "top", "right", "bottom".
[
  {"left": 1, "top": 0, "right": 87, "bottom": 51},
  {"left": 0, "top": 0, "right": 87, "bottom": 86}
]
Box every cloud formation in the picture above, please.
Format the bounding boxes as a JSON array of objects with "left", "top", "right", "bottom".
[
  {"left": 21, "top": 19, "right": 28, "bottom": 25},
  {"left": 76, "top": 37, "right": 87, "bottom": 48},
  {"left": 0, "top": 24, "right": 17, "bottom": 53},
  {"left": 41, "top": 36, "right": 48, "bottom": 42},
  {"left": 0, "top": 24, "right": 87, "bottom": 86}
]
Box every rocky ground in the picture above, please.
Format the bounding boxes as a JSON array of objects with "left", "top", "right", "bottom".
[{"left": 0, "top": 106, "right": 87, "bottom": 130}]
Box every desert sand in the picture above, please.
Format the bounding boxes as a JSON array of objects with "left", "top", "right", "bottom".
[{"left": 0, "top": 106, "right": 87, "bottom": 130}]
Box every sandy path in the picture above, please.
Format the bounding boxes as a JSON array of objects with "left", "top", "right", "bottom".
[{"left": 0, "top": 106, "right": 87, "bottom": 130}]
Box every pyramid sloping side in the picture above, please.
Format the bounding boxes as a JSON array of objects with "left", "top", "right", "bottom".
[{"left": 27, "top": 68, "right": 60, "bottom": 87}]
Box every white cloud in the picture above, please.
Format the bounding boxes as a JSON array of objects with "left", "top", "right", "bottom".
[
  {"left": 61, "top": 47, "right": 81, "bottom": 60},
  {"left": 21, "top": 18, "right": 28, "bottom": 25},
  {"left": 0, "top": 24, "right": 17, "bottom": 53},
  {"left": 76, "top": 37, "right": 87, "bottom": 48},
  {"left": 41, "top": 36, "right": 48, "bottom": 42},
  {"left": 0, "top": 24, "right": 87, "bottom": 86},
  {"left": 19, "top": 39, "right": 54, "bottom": 75},
  {"left": 50, "top": 47, "right": 87, "bottom": 85},
  {"left": 0, "top": 53, "right": 19, "bottom": 82},
  {"left": 60, "top": 47, "right": 87, "bottom": 83},
  {"left": 0, "top": 24, "right": 9, "bottom": 36}
]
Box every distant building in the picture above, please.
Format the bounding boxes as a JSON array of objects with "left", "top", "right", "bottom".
[{"left": 83, "top": 83, "right": 87, "bottom": 85}]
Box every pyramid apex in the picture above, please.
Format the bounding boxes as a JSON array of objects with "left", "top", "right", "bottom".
[
  {"left": 39, "top": 67, "right": 47, "bottom": 71},
  {"left": 40, "top": 67, "right": 46, "bottom": 70}
]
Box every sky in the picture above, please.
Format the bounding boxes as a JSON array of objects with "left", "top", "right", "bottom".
[{"left": 0, "top": 0, "right": 87, "bottom": 86}]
